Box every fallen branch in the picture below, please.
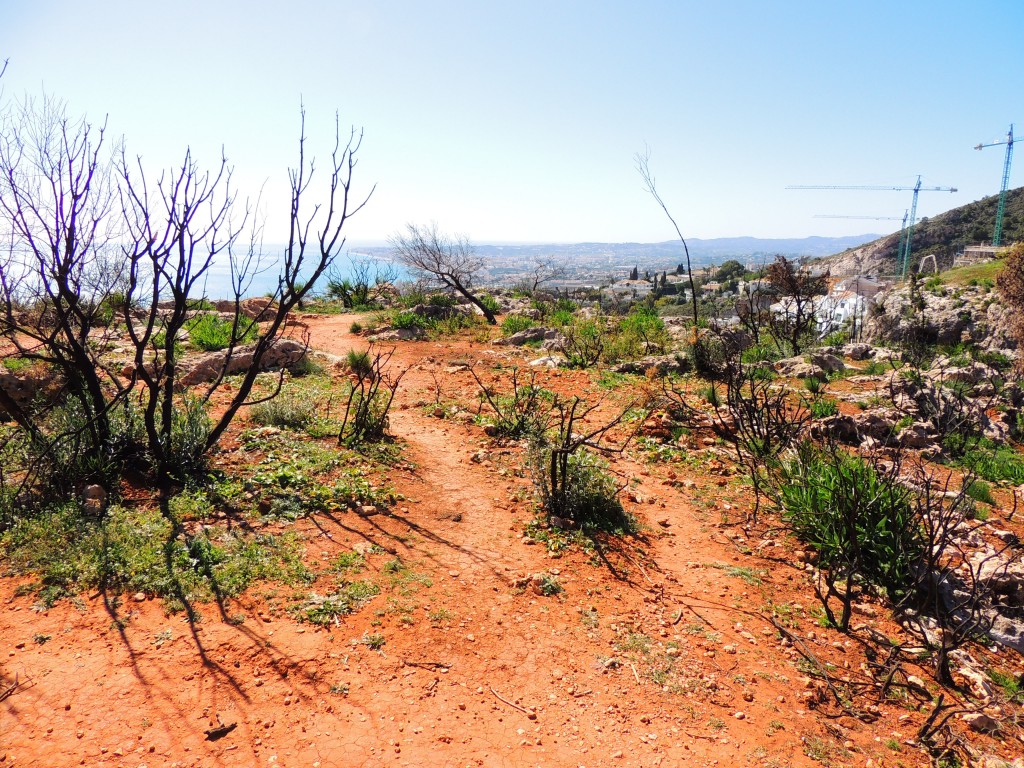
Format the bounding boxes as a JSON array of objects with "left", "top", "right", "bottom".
[
  {"left": 489, "top": 686, "right": 536, "bottom": 718},
  {"left": 0, "top": 673, "right": 26, "bottom": 703},
  {"left": 403, "top": 660, "right": 450, "bottom": 671}
]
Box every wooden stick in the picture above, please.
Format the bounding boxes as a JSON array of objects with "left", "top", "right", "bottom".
[{"left": 489, "top": 686, "right": 535, "bottom": 718}]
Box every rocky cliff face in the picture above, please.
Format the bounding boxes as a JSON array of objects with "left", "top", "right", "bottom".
[{"left": 864, "top": 282, "right": 1016, "bottom": 352}]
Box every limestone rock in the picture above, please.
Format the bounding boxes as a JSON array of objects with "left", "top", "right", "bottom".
[{"left": 178, "top": 338, "right": 307, "bottom": 386}]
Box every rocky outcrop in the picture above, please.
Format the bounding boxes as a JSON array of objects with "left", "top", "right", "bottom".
[
  {"left": 493, "top": 327, "right": 563, "bottom": 346},
  {"left": 774, "top": 356, "right": 825, "bottom": 379},
  {"left": 410, "top": 303, "right": 471, "bottom": 321},
  {"left": 609, "top": 354, "right": 689, "bottom": 376},
  {"left": 178, "top": 338, "right": 307, "bottom": 386},
  {"left": 865, "top": 283, "right": 1016, "bottom": 352},
  {"left": 368, "top": 327, "right": 428, "bottom": 342},
  {"left": 212, "top": 297, "right": 278, "bottom": 320}
]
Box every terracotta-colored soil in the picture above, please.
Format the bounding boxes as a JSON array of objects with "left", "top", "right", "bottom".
[{"left": 2, "top": 314, "right": 1020, "bottom": 767}]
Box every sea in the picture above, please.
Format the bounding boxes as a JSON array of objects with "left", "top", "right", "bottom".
[{"left": 196, "top": 247, "right": 407, "bottom": 299}]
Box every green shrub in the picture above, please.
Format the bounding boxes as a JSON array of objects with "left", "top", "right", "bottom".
[
  {"left": 426, "top": 293, "right": 456, "bottom": 307},
  {"left": 346, "top": 349, "right": 374, "bottom": 378},
  {"left": 561, "top": 319, "right": 605, "bottom": 368},
  {"left": 390, "top": 311, "right": 426, "bottom": 330},
  {"left": 167, "top": 397, "right": 212, "bottom": 481},
  {"left": 779, "top": 444, "right": 921, "bottom": 604},
  {"left": 804, "top": 376, "right": 825, "bottom": 395},
  {"left": 530, "top": 444, "right": 635, "bottom": 534},
  {"left": 396, "top": 286, "right": 427, "bottom": 308},
  {"left": 186, "top": 312, "right": 258, "bottom": 352},
  {"left": 860, "top": 359, "right": 890, "bottom": 375},
  {"left": 478, "top": 293, "right": 500, "bottom": 314},
  {"left": 427, "top": 313, "right": 479, "bottom": 337},
  {"left": 957, "top": 443, "right": 1024, "bottom": 485},
  {"left": 809, "top": 397, "right": 839, "bottom": 419},
  {"left": 823, "top": 330, "right": 850, "bottom": 347},
  {"left": 36, "top": 397, "right": 144, "bottom": 492},
  {"left": 964, "top": 479, "right": 995, "bottom": 506},
  {"left": 474, "top": 368, "right": 553, "bottom": 438},
  {"left": 0, "top": 501, "right": 310, "bottom": 610},
  {"left": 741, "top": 343, "right": 781, "bottom": 364},
  {"left": 550, "top": 308, "right": 575, "bottom": 327},
  {"left": 250, "top": 392, "right": 317, "bottom": 431},
  {"left": 501, "top": 314, "right": 537, "bottom": 337},
  {"left": 603, "top": 306, "right": 670, "bottom": 363}
]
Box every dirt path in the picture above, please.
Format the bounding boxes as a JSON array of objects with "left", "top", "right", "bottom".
[{"left": 0, "top": 316, "right": 936, "bottom": 767}]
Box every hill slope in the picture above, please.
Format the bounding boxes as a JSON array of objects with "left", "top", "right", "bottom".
[{"left": 822, "top": 186, "right": 1024, "bottom": 275}]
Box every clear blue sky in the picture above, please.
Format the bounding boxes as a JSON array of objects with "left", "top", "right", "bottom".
[{"left": 2, "top": 0, "right": 1021, "bottom": 245}]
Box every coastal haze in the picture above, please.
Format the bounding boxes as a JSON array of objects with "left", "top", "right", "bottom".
[{"left": 219, "top": 233, "right": 881, "bottom": 297}]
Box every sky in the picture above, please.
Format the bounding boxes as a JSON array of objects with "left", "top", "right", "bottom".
[{"left": 1, "top": 0, "right": 1022, "bottom": 246}]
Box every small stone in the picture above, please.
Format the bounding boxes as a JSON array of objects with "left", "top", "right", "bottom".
[
  {"left": 733, "top": 711, "right": 746, "bottom": 720},
  {"left": 907, "top": 675, "right": 928, "bottom": 693},
  {"left": 133, "top": 592, "right": 147, "bottom": 603},
  {"left": 962, "top": 712, "right": 1000, "bottom": 733}
]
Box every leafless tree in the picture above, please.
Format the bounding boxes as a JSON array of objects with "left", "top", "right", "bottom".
[
  {"left": 390, "top": 222, "right": 496, "bottom": 323},
  {"left": 765, "top": 255, "right": 828, "bottom": 355},
  {"left": 0, "top": 90, "right": 371, "bottom": 499},
  {"left": 325, "top": 255, "right": 397, "bottom": 308},
  {"left": 518, "top": 256, "right": 566, "bottom": 294},
  {"left": 635, "top": 147, "right": 698, "bottom": 326}
]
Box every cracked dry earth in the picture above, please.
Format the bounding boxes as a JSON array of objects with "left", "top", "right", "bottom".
[{"left": 0, "top": 314, "right": 1005, "bottom": 768}]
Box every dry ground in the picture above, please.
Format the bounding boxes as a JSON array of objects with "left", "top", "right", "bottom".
[{"left": 2, "top": 314, "right": 1022, "bottom": 768}]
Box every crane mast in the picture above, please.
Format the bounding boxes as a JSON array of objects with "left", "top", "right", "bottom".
[
  {"left": 788, "top": 179, "right": 957, "bottom": 277},
  {"left": 975, "top": 125, "right": 1015, "bottom": 247}
]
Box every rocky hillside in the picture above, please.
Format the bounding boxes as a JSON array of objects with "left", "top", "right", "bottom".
[
  {"left": 865, "top": 278, "right": 1017, "bottom": 352},
  {"left": 823, "top": 186, "right": 1024, "bottom": 275}
]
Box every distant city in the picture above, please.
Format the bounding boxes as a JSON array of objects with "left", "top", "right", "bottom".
[{"left": 351, "top": 234, "right": 879, "bottom": 289}]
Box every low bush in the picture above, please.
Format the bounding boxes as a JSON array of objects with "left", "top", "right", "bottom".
[
  {"left": 390, "top": 311, "right": 427, "bottom": 330},
  {"left": 478, "top": 293, "right": 500, "bottom": 314},
  {"left": 250, "top": 392, "right": 317, "bottom": 431},
  {"left": 167, "top": 397, "right": 213, "bottom": 482},
  {"left": 186, "top": 312, "right": 258, "bottom": 352},
  {"left": 501, "top": 314, "right": 537, "bottom": 337},
  {"left": 603, "top": 306, "right": 670, "bottom": 363},
  {"left": 778, "top": 443, "right": 922, "bottom": 627},
  {"left": 809, "top": 397, "right": 840, "bottom": 419},
  {"left": 530, "top": 444, "right": 635, "bottom": 534},
  {"left": 957, "top": 442, "right": 1024, "bottom": 484},
  {"left": 0, "top": 500, "right": 310, "bottom": 611},
  {"left": 560, "top": 319, "right": 605, "bottom": 368},
  {"left": 473, "top": 367, "right": 553, "bottom": 438}
]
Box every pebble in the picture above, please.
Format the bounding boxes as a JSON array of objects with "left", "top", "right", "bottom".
[
  {"left": 133, "top": 592, "right": 147, "bottom": 602},
  {"left": 733, "top": 711, "right": 746, "bottom": 720}
]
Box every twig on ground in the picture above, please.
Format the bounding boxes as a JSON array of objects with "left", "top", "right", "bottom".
[{"left": 489, "top": 686, "right": 536, "bottom": 718}]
